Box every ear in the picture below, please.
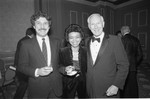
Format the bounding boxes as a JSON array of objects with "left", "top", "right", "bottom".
[
  {"left": 88, "top": 24, "right": 91, "bottom": 30},
  {"left": 33, "top": 26, "right": 35, "bottom": 29},
  {"left": 103, "top": 21, "right": 105, "bottom": 28},
  {"left": 48, "top": 26, "right": 50, "bottom": 30}
]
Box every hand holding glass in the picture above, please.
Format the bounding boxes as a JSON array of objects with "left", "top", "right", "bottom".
[{"left": 65, "top": 66, "right": 77, "bottom": 76}]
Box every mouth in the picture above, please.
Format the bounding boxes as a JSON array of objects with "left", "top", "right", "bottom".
[
  {"left": 39, "top": 29, "right": 46, "bottom": 31},
  {"left": 72, "top": 43, "right": 79, "bottom": 46}
]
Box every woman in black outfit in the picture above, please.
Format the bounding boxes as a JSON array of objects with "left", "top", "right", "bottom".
[{"left": 59, "top": 24, "right": 87, "bottom": 98}]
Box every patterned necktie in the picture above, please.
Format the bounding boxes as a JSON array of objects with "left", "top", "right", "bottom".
[
  {"left": 42, "top": 38, "right": 47, "bottom": 64},
  {"left": 92, "top": 37, "right": 100, "bottom": 42}
]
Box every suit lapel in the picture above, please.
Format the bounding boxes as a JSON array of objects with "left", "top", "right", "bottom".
[
  {"left": 49, "top": 37, "right": 54, "bottom": 67},
  {"left": 94, "top": 34, "right": 109, "bottom": 66},
  {"left": 87, "top": 37, "right": 94, "bottom": 66}
]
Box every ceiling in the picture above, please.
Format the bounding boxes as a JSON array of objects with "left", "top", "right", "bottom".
[{"left": 85, "top": 0, "right": 131, "bottom": 5}]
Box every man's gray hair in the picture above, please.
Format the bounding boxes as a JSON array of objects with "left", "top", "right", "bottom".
[{"left": 87, "top": 13, "right": 104, "bottom": 23}]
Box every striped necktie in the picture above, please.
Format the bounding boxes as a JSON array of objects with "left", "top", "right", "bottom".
[{"left": 42, "top": 38, "right": 47, "bottom": 64}]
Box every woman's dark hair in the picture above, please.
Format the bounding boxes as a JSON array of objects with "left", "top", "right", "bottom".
[
  {"left": 65, "top": 24, "right": 85, "bottom": 46},
  {"left": 65, "top": 24, "right": 84, "bottom": 46},
  {"left": 30, "top": 11, "right": 52, "bottom": 26}
]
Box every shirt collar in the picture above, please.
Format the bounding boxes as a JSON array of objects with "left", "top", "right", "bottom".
[
  {"left": 94, "top": 31, "right": 104, "bottom": 36},
  {"left": 93, "top": 32, "right": 104, "bottom": 40},
  {"left": 124, "top": 32, "right": 129, "bottom": 36},
  {"left": 36, "top": 35, "right": 49, "bottom": 41}
]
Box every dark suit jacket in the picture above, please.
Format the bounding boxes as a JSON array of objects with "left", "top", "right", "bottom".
[
  {"left": 122, "top": 34, "right": 143, "bottom": 71},
  {"left": 14, "top": 36, "right": 30, "bottom": 67},
  {"left": 14, "top": 36, "right": 30, "bottom": 82},
  {"left": 85, "top": 34, "right": 129, "bottom": 98},
  {"left": 18, "top": 36, "right": 62, "bottom": 98}
]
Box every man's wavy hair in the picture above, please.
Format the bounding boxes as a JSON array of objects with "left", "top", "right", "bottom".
[
  {"left": 30, "top": 11, "right": 52, "bottom": 26},
  {"left": 65, "top": 24, "right": 85, "bottom": 46}
]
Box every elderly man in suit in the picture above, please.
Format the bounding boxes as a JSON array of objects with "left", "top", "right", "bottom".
[
  {"left": 85, "top": 13, "right": 129, "bottom": 98},
  {"left": 17, "top": 12, "right": 62, "bottom": 98},
  {"left": 121, "top": 26, "right": 143, "bottom": 98}
]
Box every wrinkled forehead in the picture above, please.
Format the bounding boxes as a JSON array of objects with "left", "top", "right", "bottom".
[
  {"left": 36, "top": 17, "right": 48, "bottom": 22},
  {"left": 88, "top": 14, "right": 103, "bottom": 23}
]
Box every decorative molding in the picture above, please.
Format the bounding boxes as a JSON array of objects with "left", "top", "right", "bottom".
[
  {"left": 34, "top": 0, "right": 41, "bottom": 12},
  {"left": 67, "top": 0, "right": 96, "bottom": 6},
  {"left": 110, "top": 10, "right": 114, "bottom": 34},
  {"left": 95, "top": 1, "right": 114, "bottom": 7},
  {"left": 67, "top": 0, "right": 143, "bottom": 9},
  {"left": 138, "top": 32, "right": 147, "bottom": 50},
  {"left": 116, "top": 0, "right": 143, "bottom": 9},
  {"left": 70, "top": 10, "right": 78, "bottom": 24},
  {"left": 67, "top": 0, "right": 114, "bottom": 7},
  {"left": 82, "top": 12, "right": 88, "bottom": 28},
  {"left": 143, "top": 52, "right": 147, "bottom": 60},
  {"left": 39, "top": 0, "right": 42, "bottom": 11},
  {"left": 138, "top": 9, "right": 148, "bottom": 27},
  {"left": 124, "top": 13, "right": 132, "bottom": 27},
  {"left": 47, "top": 0, "right": 50, "bottom": 15},
  {"left": 100, "top": 8, "right": 105, "bottom": 17}
]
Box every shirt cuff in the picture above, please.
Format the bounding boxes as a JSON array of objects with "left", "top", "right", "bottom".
[{"left": 35, "top": 68, "right": 39, "bottom": 77}]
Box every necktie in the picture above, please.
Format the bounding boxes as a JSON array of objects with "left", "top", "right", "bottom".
[
  {"left": 92, "top": 37, "right": 100, "bottom": 42},
  {"left": 42, "top": 38, "right": 47, "bottom": 64}
]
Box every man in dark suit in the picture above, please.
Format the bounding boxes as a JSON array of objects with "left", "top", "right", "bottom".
[
  {"left": 17, "top": 12, "right": 62, "bottom": 98},
  {"left": 14, "top": 27, "right": 35, "bottom": 99},
  {"left": 121, "top": 26, "right": 143, "bottom": 98},
  {"left": 85, "top": 13, "right": 129, "bottom": 98}
]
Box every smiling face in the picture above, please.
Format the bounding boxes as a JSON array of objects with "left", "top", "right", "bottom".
[
  {"left": 33, "top": 17, "right": 50, "bottom": 37},
  {"left": 68, "top": 32, "right": 82, "bottom": 48},
  {"left": 88, "top": 14, "right": 105, "bottom": 37}
]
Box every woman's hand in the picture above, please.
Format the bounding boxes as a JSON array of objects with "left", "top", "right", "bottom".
[
  {"left": 65, "top": 66, "right": 77, "bottom": 76},
  {"left": 65, "top": 66, "right": 74, "bottom": 73}
]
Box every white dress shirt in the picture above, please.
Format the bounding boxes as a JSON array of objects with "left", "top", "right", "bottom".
[{"left": 90, "top": 32, "right": 104, "bottom": 64}]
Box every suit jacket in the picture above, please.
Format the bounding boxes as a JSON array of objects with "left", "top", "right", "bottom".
[
  {"left": 122, "top": 34, "right": 143, "bottom": 71},
  {"left": 18, "top": 36, "right": 62, "bottom": 98},
  {"left": 14, "top": 36, "right": 30, "bottom": 67},
  {"left": 85, "top": 34, "right": 129, "bottom": 98},
  {"left": 14, "top": 36, "right": 31, "bottom": 82}
]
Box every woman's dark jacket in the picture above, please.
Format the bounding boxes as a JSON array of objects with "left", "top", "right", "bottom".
[{"left": 59, "top": 46, "right": 87, "bottom": 86}]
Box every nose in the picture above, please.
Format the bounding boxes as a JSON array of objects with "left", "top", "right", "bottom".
[
  {"left": 41, "top": 24, "right": 44, "bottom": 28},
  {"left": 94, "top": 24, "right": 98, "bottom": 29},
  {"left": 72, "top": 38, "right": 76, "bottom": 42}
]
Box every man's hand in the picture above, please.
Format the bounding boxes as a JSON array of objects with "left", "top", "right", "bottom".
[
  {"left": 37, "top": 66, "right": 53, "bottom": 76},
  {"left": 106, "top": 85, "right": 118, "bottom": 96}
]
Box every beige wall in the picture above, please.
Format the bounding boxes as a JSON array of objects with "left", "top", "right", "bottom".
[{"left": 0, "top": 0, "right": 34, "bottom": 51}]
